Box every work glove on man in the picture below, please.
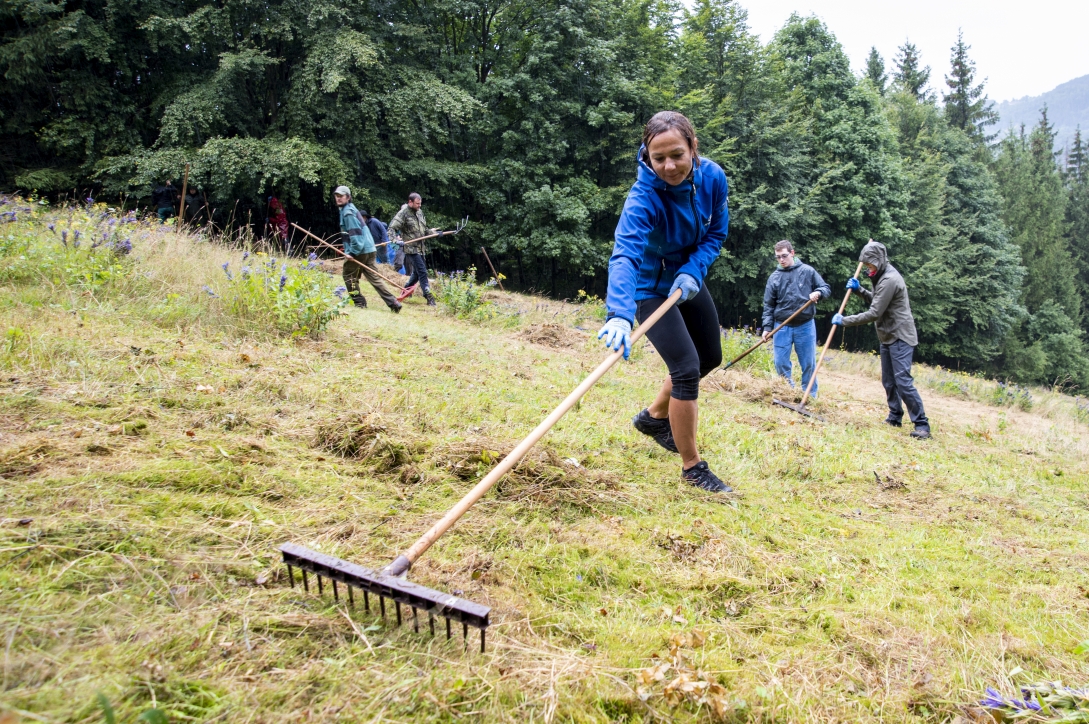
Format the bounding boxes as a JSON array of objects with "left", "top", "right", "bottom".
[
  {"left": 598, "top": 318, "right": 633, "bottom": 360},
  {"left": 831, "top": 313, "right": 845, "bottom": 326},
  {"left": 845, "top": 278, "right": 862, "bottom": 292},
  {"left": 669, "top": 273, "right": 700, "bottom": 302}
]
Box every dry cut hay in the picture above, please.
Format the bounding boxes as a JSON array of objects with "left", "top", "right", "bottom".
[
  {"left": 312, "top": 412, "right": 419, "bottom": 472},
  {"left": 433, "top": 437, "right": 623, "bottom": 510},
  {"left": 518, "top": 322, "right": 586, "bottom": 350},
  {"left": 704, "top": 367, "right": 797, "bottom": 403},
  {"left": 0, "top": 439, "right": 56, "bottom": 479}
]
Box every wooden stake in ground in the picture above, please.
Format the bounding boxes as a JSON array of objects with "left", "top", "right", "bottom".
[
  {"left": 176, "top": 163, "right": 190, "bottom": 234},
  {"left": 773, "top": 261, "right": 864, "bottom": 420},
  {"left": 290, "top": 222, "right": 408, "bottom": 293},
  {"left": 480, "top": 246, "right": 505, "bottom": 291}
]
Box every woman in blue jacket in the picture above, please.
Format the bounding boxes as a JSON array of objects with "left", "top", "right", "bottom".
[{"left": 597, "top": 111, "right": 731, "bottom": 493}]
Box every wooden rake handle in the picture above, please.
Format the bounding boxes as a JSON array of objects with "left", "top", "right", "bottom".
[
  {"left": 722, "top": 298, "right": 815, "bottom": 370},
  {"left": 387, "top": 289, "right": 684, "bottom": 575},
  {"left": 290, "top": 223, "right": 407, "bottom": 292},
  {"left": 798, "top": 262, "right": 864, "bottom": 408}
]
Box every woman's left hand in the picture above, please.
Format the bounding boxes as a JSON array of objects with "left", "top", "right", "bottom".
[{"left": 669, "top": 273, "right": 700, "bottom": 302}]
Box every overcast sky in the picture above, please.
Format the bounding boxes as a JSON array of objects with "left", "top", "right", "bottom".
[{"left": 740, "top": 0, "right": 1089, "bottom": 102}]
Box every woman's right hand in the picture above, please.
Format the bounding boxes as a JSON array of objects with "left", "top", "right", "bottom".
[{"left": 597, "top": 318, "right": 633, "bottom": 360}]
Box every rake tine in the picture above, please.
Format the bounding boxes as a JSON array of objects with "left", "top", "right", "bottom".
[
  {"left": 348, "top": 585, "right": 354, "bottom": 608},
  {"left": 463, "top": 622, "right": 468, "bottom": 647},
  {"left": 396, "top": 602, "right": 402, "bottom": 627},
  {"left": 481, "top": 629, "right": 486, "bottom": 654},
  {"left": 380, "top": 595, "right": 386, "bottom": 620},
  {"left": 429, "top": 611, "right": 435, "bottom": 637},
  {"left": 287, "top": 564, "right": 295, "bottom": 588},
  {"left": 302, "top": 570, "right": 309, "bottom": 592},
  {"left": 364, "top": 590, "right": 369, "bottom": 612},
  {"left": 332, "top": 579, "right": 338, "bottom": 602},
  {"left": 446, "top": 617, "right": 451, "bottom": 639},
  {"left": 317, "top": 575, "right": 323, "bottom": 596},
  {"left": 413, "top": 607, "right": 418, "bottom": 633}
]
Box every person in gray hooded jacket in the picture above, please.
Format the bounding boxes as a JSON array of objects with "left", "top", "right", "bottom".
[{"left": 833, "top": 240, "right": 930, "bottom": 439}]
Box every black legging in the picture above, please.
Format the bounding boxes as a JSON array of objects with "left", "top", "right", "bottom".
[{"left": 636, "top": 284, "right": 722, "bottom": 401}]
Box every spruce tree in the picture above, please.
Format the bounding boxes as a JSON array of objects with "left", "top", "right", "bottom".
[
  {"left": 865, "top": 47, "right": 887, "bottom": 94},
  {"left": 893, "top": 41, "right": 931, "bottom": 100},
  {"left": 942, "top": 30, "right": 998, "bottom": 142},
  {"left": 1067, "top": 128, "right": 1089, "bottom": 317}
]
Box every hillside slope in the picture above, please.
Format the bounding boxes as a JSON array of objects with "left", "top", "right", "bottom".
[
  {"left": 996, "top": 73, "right": 1089, "bottom": 150},
  {"left": 2, "top": 208, "right": 1089, "bottom": 722}
]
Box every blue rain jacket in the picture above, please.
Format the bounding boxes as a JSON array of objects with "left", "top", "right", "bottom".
[{"left": 605, "top": 149, "right": 729, "bottom": 324}]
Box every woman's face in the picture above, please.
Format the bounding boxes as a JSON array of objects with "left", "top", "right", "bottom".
[{"left": 647, "top": 129, "right": 694, "bottom": 187}]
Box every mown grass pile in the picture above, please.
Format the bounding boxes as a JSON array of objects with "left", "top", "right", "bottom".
[{"left": 2, "top": 201, "right": 1089, "bottom": 722}]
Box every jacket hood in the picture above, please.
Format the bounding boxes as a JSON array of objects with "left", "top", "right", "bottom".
[
  {"left": 859, "top": 240, "right": 888, "bottom": 272},
  {"left": 636, "top": 146, "right": 704, "bottom": 192}
]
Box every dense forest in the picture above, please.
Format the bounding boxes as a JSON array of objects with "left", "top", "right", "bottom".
[{"left": 3, "top": 0, "right": 1089, "bottom": 388}]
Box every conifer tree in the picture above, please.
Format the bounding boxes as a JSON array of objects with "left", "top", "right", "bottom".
[
  {"left": 893, "top": 41, "right": 931, "bottom": 100},
  {"left": 942, "top": 30, "right": 998, "bottom": 142},
  {"left": 1067, "top": 128, "right": 1089, "bottom": 316},
  {"left": 865, "top": 47, "right": 887, "bottom": 94}
]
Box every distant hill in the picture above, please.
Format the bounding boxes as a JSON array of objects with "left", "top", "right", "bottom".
[{"left": 994, "top": 74, "right": 1089, "bottom": 152}]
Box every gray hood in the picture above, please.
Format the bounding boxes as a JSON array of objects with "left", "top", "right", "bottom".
[{"left": 859, "top": 240, "right": 888, "bottom": 273}]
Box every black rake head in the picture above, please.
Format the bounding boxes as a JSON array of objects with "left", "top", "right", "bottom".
[
  {"left": 772, "top": 398, "right": 826, "bottom": 422},
  {"left": 280, "top": 542, "right": 491, "bottom": 652}
]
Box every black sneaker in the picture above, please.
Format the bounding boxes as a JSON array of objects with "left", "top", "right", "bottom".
[
  {"left": 390, "top": 303, "right": 402, "bottom": 314},
  {"left": 352, "top": 294, "right": 367, "bottom": 308},
  {"left": 632, "top": 409, "right": 678, "bottom": 453},
  {"left": 910, "top": 427, "right": 931, "bottom": 440},
  {"left": 885, "top": 418, "right": 902, "bottom": 428},
  {"left": 682, "top": 461, "right": 732, "bottom": 493},
  {"left": 424, "top": 291, "right": 437, "bottom": 307}
]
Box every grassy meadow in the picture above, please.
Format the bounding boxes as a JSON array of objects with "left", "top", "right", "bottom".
[{"left": 2, "top": 198, "right": 1089, "bottom": 723}]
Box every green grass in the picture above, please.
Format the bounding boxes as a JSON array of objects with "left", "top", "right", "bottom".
[{"left": 2, "top": 202, "right": 1089, "bottom": 722}]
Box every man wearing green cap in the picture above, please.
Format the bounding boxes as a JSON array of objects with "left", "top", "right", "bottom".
[{"left": 334, "top": 186, "right": 401, "bottom": 312}]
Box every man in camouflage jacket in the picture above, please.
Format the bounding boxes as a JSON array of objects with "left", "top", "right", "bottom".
[{"left": 388, "top": 192, "right": 437, "bottom": 305}]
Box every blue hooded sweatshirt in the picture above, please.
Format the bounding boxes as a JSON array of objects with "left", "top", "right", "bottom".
[{"left": 605, "top": 149, "right": 729, "bottom": 324}]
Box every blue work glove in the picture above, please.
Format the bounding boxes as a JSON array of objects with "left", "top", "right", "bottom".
[
  {"left": 669, "top": 273, "right": 700, "bottom": 302},
  {"left": 597, "top": 318, "right": 633, "bottom": 359},
  {"left": 832, "top": 313, "right": 845, "bottom": 326},
  {"left": 846, "top": 278, "right": 861, "bottom": 292}
]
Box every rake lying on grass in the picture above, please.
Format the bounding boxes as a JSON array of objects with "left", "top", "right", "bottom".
[{"left": 281, "top": 290, "right": 684, "bottom": 651}]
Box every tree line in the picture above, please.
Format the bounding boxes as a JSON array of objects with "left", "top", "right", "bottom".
[{"left": 2, "top": 0, "right": 1088, "bottom": 388}]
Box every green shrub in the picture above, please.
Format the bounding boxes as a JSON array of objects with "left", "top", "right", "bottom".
[
  {"left": 210, "top": 251, "right": 349, "bottom": 338},
  {"left": 435, "top": 266, "right": 497, "bottom": 321}
]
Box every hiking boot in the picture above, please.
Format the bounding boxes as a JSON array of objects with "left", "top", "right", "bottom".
[
  {"left": 351, "top": 294, "right": 367, "bottom": 308},
  {"left": 632, "top": 408, "right": 678, "bottom": 453},
  {"left": 682, "top": 461, "right": 732, "bottom": 493},
  {"left": 884, "top": 418, "right": 902, "bottom": 428},
  {"left": 390, "top": 303, "right": 402, "bottom": 314},
  {"left": 910, "top": 427, "right": 931, "bottom": 440},
  {"left": 424, "top": 290, "right": 437, "bottom": 307}
]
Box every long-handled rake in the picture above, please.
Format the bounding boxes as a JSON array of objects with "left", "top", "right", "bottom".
[
  {"left": 290, "top": 223, "right": 409, "bottom": 293},
  {"left": 773, "top": 262, "right": 864, "bottom": 420},
  {"left": 281, "top": 290, "right": 684, "bottom": 651},
  {"left": 375, "top": 217, "right": 469, "bottom": 249},
  {"left": 721, "top": 298, "right": 815, "bottom": 370}
]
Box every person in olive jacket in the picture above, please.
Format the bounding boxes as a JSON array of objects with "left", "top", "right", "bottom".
[
  {"left": 833, "top": 240, "right": 930, "bottom": 439},
  {"left": 761, "top": 240, "right": 830, "bottom": 396}
]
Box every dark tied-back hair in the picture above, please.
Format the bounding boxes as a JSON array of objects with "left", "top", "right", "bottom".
[{"left": 640, "top": 111, "right": 700, "bottom": 167}]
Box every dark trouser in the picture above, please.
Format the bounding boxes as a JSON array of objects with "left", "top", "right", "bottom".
[
  {"left": 343, "top": 252, "right": 400, "bottom": 308},
  {"left": 157, "top": 206, "right": 174, "bottom": 223},
  {"left": 376, "top": 243, "right": 388, "bottom": 265},
  {"left": 404, "top": 253, "right": 430, "bottom": 293},
  {"left": 636, "top": 285, "right": 722, "bottom": 401},
  {"left": 880, "top": 339, "right": 929, "bottom": 430}
]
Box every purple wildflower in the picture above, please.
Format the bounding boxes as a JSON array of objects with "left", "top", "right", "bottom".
[
  {"left": 73, "top": 238, "right": 81, "bottom": 249},
  {"left": 202, "top": 285, "right": 217, "bottom": 297},
  {"left": 85, "top": 197, "right": 94, "bottom": 205},
  {"left": 115, "top": 238, "right": 132, "bottom": 255},
  {"left": 279, "top": 264, "right": 287, "bottom": 291},
  {"left": 221, "top": 261, "right": 233, "bottom": 281},
  {"left": 73, "top": 230, "right": 81, "bottom": 241},
  {"left": 61, "top": 230, "right": 68, "bottom": 247},
  {"left": 333, "top": 286, "right": 347, "bottom": 298},
  {"left": 308, "top": 252, "right": 317, "bottom": 262},
  {"left": 48, "top": 223, "right": 55, "bottom": 232},
  {"left": 242, "top": 251, "right": 249, "bottom": 261}
]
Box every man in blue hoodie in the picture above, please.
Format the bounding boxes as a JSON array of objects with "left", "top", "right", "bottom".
[{"left": 761, "top": 240, "right": 830, "bottom": 396}]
